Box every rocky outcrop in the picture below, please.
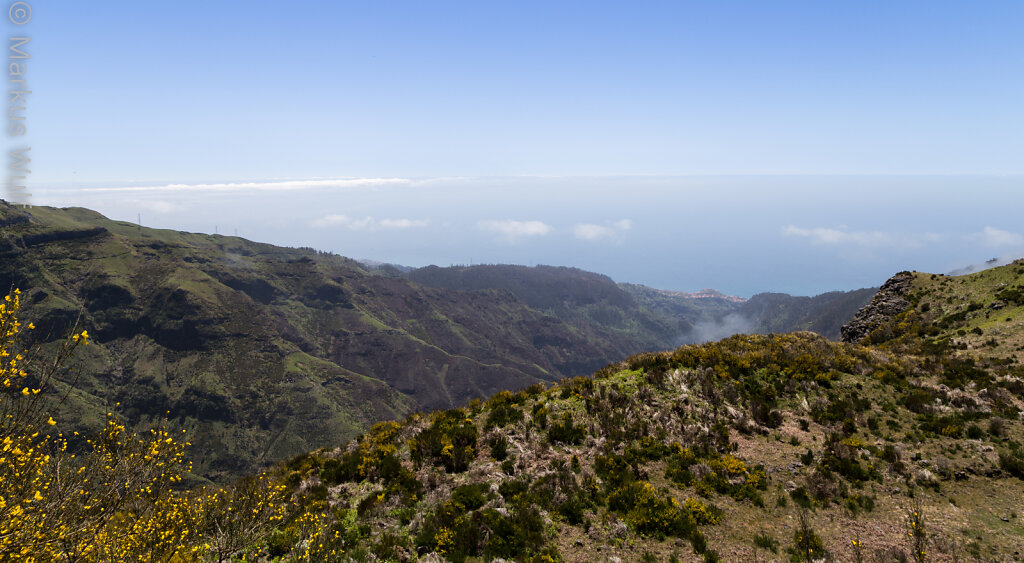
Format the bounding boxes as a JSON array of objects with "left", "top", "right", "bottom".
[{"left": 840, "top": 271, "right": 914, "bottom": 343}]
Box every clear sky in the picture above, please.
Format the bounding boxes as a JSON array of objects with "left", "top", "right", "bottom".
[{"left": 8, "top": 2, "right": 1024, "bottom": 296}]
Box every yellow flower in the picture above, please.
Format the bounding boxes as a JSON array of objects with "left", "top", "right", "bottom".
[{"left": 47, "top": 417, "right": 56, "bottom": 426}]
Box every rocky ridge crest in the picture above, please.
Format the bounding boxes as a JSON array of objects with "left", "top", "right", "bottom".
[{"left": 840, "top": 270, "right": 914, "bottom": 343}]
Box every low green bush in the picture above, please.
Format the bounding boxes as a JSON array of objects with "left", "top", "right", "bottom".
[
  {"left": 547, "top": 413, "right": 585, "bottom": 445},
  {"left": 488, "top": 434, "right": 510, "bottom": 461},
  {"left": 485, "top": 391, "right": 525, "bottom": 429},
  {"left": 410, "top": 409, "right": 478, "bottom": 473}
]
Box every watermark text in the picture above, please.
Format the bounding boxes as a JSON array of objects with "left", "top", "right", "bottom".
[{"left": 6, "top": 1, "right": 31, "bottom": 205}]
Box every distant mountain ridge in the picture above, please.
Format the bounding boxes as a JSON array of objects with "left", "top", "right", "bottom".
[
  {"left": 645, "top": 287, "right": 748, "bottom": 303},
  {"left": 739, "top": 288, "right": 880, "bottom": 340},
  {"left": 620, "top": 281, "right": 876, "bottom": 343}
]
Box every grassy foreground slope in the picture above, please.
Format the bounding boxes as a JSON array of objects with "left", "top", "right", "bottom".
[{"left": 259, "top": 263, "right": 1024, "bottom": 562}]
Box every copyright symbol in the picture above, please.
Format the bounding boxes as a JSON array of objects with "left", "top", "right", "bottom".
[{"left": 9, "top": 2, "right": 31, "bottom": 24}]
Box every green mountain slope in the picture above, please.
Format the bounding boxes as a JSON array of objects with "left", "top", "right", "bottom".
[
  {"left": 0, "top": 203, "right": 646, "bottom": 480},
  {"left": 409, "top": 266, "right": 877, "bottom": 347},
  {"left": 408, "top": 265, "right": 680, "bottom": 358}
]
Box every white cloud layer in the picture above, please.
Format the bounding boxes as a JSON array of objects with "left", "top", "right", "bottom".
[
  {"left": 785, "top": 224, "right": 1024, "bottom": 255},
  {"left": 129, "top": 199, "right": 182, "bottom": 213},
  {"left": 976, "top": 226, "right": 1024, "bottom": 247},
  {"left": 573, "top": 219, "right": 632, "bottom": 241},
  {"left": 311, "top": 214, "right": 428, "bottom": 230},
  {"left": 782, "top": 225, "right": 890, "bottom": 246},
  {"left": 83, "top": 178, "right": 412, "bottom": 193},
  {"left": 782, "top": 225, "right": 942, "bottom": 248},
  {"left": 477, "top": 220, "right": 552, "bottom": 240},
  {"left": 574, "top": 224, "right": 615, "bottom": 240}
]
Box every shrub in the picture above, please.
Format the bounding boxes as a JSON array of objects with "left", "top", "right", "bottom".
[
  {"left": 754, "top": 530, "right": 779, "bottom": 553},
  {"left": 595, "top": 453, "right": 635, "bottom": 490},
  {"left": 607, "top": 481, "right": 696, "bottom": 538},
  {"left": 800, "top": 449, "right": 814, "bottom": 466},
  {"left": 907, "top": 503, "right": 926, "bottom": 563},
  {"left": 482, "top": 505, "right": 548, "bottom": 560},
  {"left": 989, "top": 417, "right": 1006, "bottom": 437},
  {"left": 371, "top": 530, "right": 411, "bottom": 561},
  {"left": 501, "top": 458, "right": 516, "bottom": 475},
  {"left": 939, "top": 358, "right": 990, "bottom": 388},
  {"left": 625, "top": 436, "right": 671, "bottom": 464},
  {"left": 789, "top": 486, "right": 813, "bottom": 509},
  {"left": 522, "top": 382, "right": 547, "bottom": 397},
  {"left": 532, "top": 402, "right": 549, "bottom": 429},
  {"left": 409, "top": 409, "right": 478, "bottom": 473},
  {"left": 691, "top": 529, "right": 707, "bottom": 554},
  {"left": 999, "top": 451, "right": 1024, "bottom": 479},
  {"left": 665, "top": 446, "right": 697, "bottom": 485},
  {"left": 488, "top": 434, "right": 510, "bottom": 461},
  {"left": 683, "top": 497, "right": 723, "bottom": 525},
  {"left": 452, "top": 483, "right": 490, "bottom": 511},
  {"left": 844, "top": 493, "right": 875, "bottom": 516},
  {"left": 789, "top": 510, "right": 826, "bottom": 562},
  {"left": 995, "top": 286, "right": 1024, "bottom": 305},
  {"left": 901, "top": 388, "right": 937, "bottom": 414},
  {"left": 547, "top": 412, "right": 585, "bottom": 445},
  {"left": 485, "top": 391, "right": 525, "bottom": 429},
  {"left": 321, "top": 453, "right": 361, "bottom": 484},
  {"left": 498, "top": 478, "right": 531, "bottom": 503},
  {"left": 323, "top": 420, "right": 404, "bottom": 483}
]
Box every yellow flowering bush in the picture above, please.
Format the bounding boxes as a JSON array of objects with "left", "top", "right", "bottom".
[
  {"left": 0, "top": 289, "right": 289, "bottom": 561},
  {"left": 607, "top": 481, "right": 696, "bottom": 537}
]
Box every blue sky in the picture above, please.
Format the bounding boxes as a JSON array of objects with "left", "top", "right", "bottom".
[{"left": 8, "top": 2, "right": 1024, "bottom": 296}]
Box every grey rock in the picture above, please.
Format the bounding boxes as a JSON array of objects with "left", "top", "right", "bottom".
[
  {"left": 610, "top": 519, "right": 628, "bottom": 539},
  {"left": 841, "top": 271, "right": 914, "bottom": 343}
]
